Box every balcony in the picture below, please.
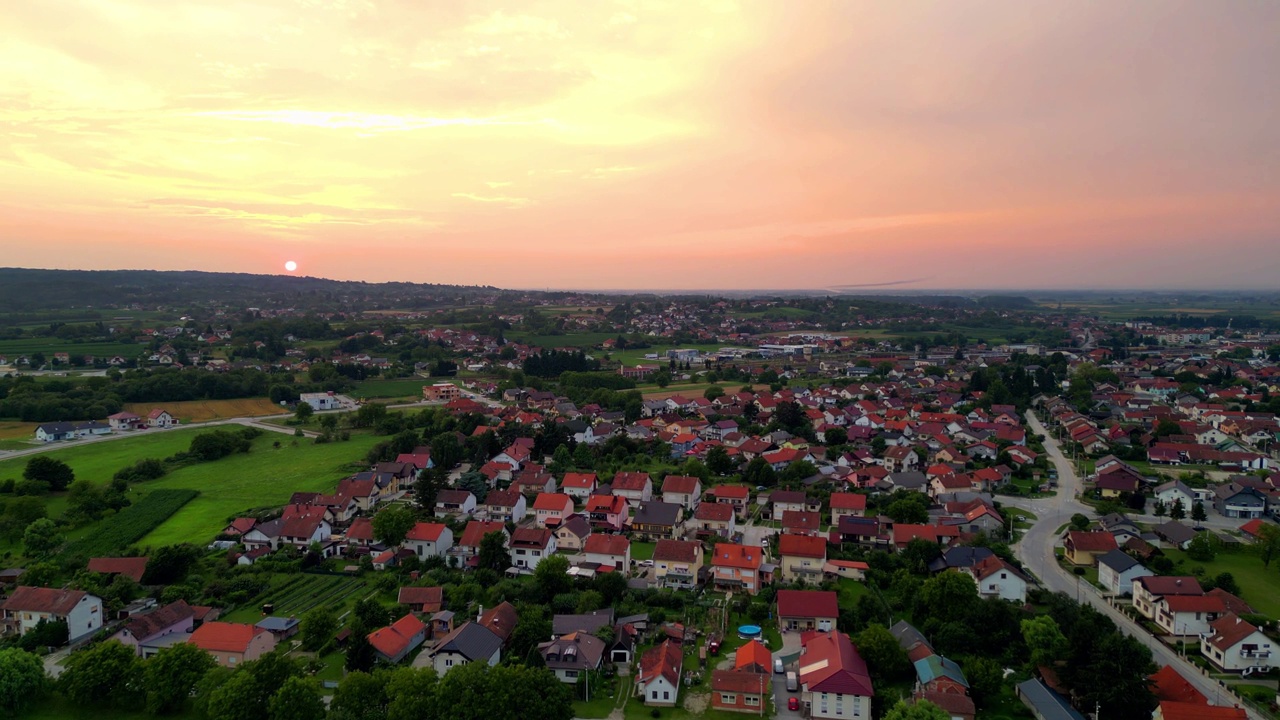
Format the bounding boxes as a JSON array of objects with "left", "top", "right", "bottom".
[{"left": 1240, "top": 649, "right": 1271, "bottom": 658}]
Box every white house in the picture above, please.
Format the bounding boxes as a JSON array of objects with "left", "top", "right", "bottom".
[
  {"left": 660, "top": 475, "right": 702, "bottom": 512},
  {"left": 531, "top": 493, "right": 575, "bottom": 529},
  {"left": 299, "top": 392, "right": 342, "bottom": 411},
  {"left": 423, "top": 622, "right": 502, "bottom": 676},
  {"left": 146, "top": 409, "right": 176, "bottom": 428},
  {"left": 583, "top": 534, "right": 631, "bottom": 573},
  {"left": 510, "top": 527, "right": 557, "bottom": 571},
  {"left": 1097, "top": 550, "right": 1153, "bottom": 596},
  {"left": 637, "top": 640, "right": 682, "bottom": 706},
  {"left": 1201, "top": 614, "right": 1277, "bottom": 673},
  {"left": 965, "top": 556, "right": 1029, "bottom": 603},
  {"left": 1154, "top": 480, "right": 1196, "bottom": 514},
  {"left": 404, "top": 522, "right": 453, "bottom": 558},
  {"left": 0, "top": 587, "right": 104, "bottom": 642}
]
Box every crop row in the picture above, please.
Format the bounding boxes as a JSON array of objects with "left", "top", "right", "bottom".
[{"left": 66, "top": 489, "right": 199, "bottom": 556}]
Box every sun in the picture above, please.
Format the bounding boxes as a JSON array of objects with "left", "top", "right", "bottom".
[{"left": 284, "top": 260, "right": 297, "bottom": 272}]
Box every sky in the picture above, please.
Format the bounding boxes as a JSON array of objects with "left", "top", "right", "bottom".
[{"left": 2, "top": 0, "right": 1279, "bottom": 291}]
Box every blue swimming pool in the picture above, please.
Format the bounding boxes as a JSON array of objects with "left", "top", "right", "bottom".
[{"left": 738, "top": 624, "right": 762, "bottom": 638}]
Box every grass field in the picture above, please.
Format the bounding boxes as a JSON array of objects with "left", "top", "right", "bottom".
[
  {"left": 511, "top": 332, "right": 619, "bottom": 348},
  {"left": 0, "top": 420, "right": 39, "bottom": 439},
  {"left": 123, "top": 398, "right": 286, "bottom": 423},
  {"left": 0, "top": 427, "right": 382, "bottom": 549},
  {"left": 351, "top": 378, "right": 430, "bottom": 399},
  {"left": 639, "top": 383, "right": 770, "bottom": 400},
  {"left": 609, "top": 343, "right": 730, "bottom": 367},
  {"left": 0, "top": 338, "right": 146, "bottom": 358},
  {"left": 220, "top": 573, "right": 371, "bottom": 623},
  {"left": 1163, "top": 546, "right": 1280, "bottom": 618}
]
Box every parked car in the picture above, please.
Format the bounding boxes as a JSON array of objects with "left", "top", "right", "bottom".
[
  {"left": 788, "top": 697, "right": 800, "bottom": 711},
  {"left": 774, "top": 658, "right": 784, "bottom": 674}
]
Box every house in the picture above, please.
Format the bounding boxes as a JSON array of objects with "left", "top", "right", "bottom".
[
  {"left": 710, "top": 543, "right": 763, "bottom": 595},
  {"left": 631, "top": 501, "right": 684, "bottom": 541},
  {"left": 146, "top": 409, "right": 176, "bottom": 428},
  {"left": 776, "top": 589, "right": 838, "bottom": 632},
  {"left": 561, "top": 473, "right": 599, "bottom": 504},
  {"left": 553, "top": 610, "right": 616, "bottom": 638},
  {"left": 1150, "top": 664, "right": 1207, "bottom": 705},
  {"left": 1200, "top": 614, "right": 1276, "bottom": 673},
  {"left": 1153, "top": 593, "right": 1227, "bottom": 637},
  {"left": 964, "top": 556, "right": 1029, "bottom": 603},
  {"left": 1015, "top": 679, "right": 1086, "bottom": 720},
  {"left": 1155, "top": 480, "right": 1196, "bottom": 514},
  {"left": 452, "top": 521, "right": 507, "bottom": 565},
  {"left": 538, "top": 632, "right": 605, "bottom": 683},
  {"left": 1096, "top": 549, "right": 1152, "bottom": 595},
  {"left": 660, "top": 475, "right": 702, "bottom": 511},
  {"left": 368, "top": 614, "right": 428, "bottom": 663},
  {"left": 554, "top": 514, "right": 592, "bottom": 552},
  {"left": 189, "top": 621, "right": 277, "bottom": 667},
  {"left": 1133, "top": 576, "right": 1204, "bottom": 622},
  {"left": 770, "top": 490, "right": 812, "bottom": 521},
  {"left": 479, "top": 601, "right": 518, "bottom": 644},
  {"left": 612, "top": 472, "right": 653, "bottom": 504},
  {"left": 782, "top": 510, "right": 823, "bottom": 536},
  {"left": 710, "top": 485, "right": 752, "bottom": 517},
  {"left": 733, "top": 639, "right": 772, "bottom": 674},
  {"left": 1153, "top": 521, "right": 1198, "bottom": 550},
  {"left": 637, "top": 639, "right": 683, "bottom": 706},
  {"left": 107, "top": 411, "right": 142, "bottom": 431},
  {"left": 87, "top": 557, "right": 149, "bottom": 583},
  {"left": 829, "top": 492, "right": 868, "bottom": 526},
  {"left": 883, "top": 446, "right": 920, "bottom": 473},
  {"left": 300, "top": 392, "right": 342, "bottom": 411},
  {"left": 653, "top": 539, "right": 704, "bottom": 590},
  {"left": 255, "top": 616, "right": 301, "bottom": 642},
  {"left": 1062, "top": 531, "right": 1118, "bottom": 566},
  {"left": 111, "top": 600, "right": 195, "bottom": 657},
  {"left": 711, "top": 670, "right": 770, "bottom": 715},
  {"left": 1214, "top": 483, "right": 1268, "bottom": 519},
  {"left": 778, "top": 534, "right": 827, "bottom": 584},
  {"left": 404, "top": 523, "right": 453, "bottom": 558},
  {"left": 482, "top": 489, "right": 527, "bottom": 524},
  {"left": 398, "top": 587, "right": 444, "bottom": 615},
  {"left": 510, "top": 527, "right": 557, "bottom": 571},
  {"left": 838, "top": 516, "right": 885, "bottom": 547},
  {"left": 532, "top": 493, "right": 575, "bottom": 528},
  {"left": 424, "top": 621, "right": 503, "bottom": 675},
  {"left": 692, "top": 502, "right": 736, "bottom": 538},
  {"left": 798, "top": 630, "right": 875, "bottom": 720},
  {"left": 34, "top": 422, "right": 78, "bottom": 442},
  {"left": 585, "top": 494, "right": 628, "bottom": 532},
  {"left": 584, "top": 534, "right": 631, "bottom": 573},
  {"left": 0, "top": 586, "right": 103, "bottom": 641},
  {"left": 913, "top": 654, "right": 969, "bottom": 695},
  {"left": 434, "top": 490, "right": 476, "bottom": 518},
  {"left": 1154, "top": 701, "right": 1247, "bottom": 720}
]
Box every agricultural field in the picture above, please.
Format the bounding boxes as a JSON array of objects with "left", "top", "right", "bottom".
[
  {"left": 123, "top": 397, "right": 286, "bottom": 423},
  {"left": 351, "top": 377, "right": 431, "bottom": 400},
  {"left": 609, "top": 343, "right": 729, "bottom": 367},
  {"left": 0, "top": 338, "right": 146, "bottom": 358},
  {"left": 0, "top": 421, "right": 40, "bottom": 440},
  {"left": 510, "top": 331, "right": 619, "bottom": 349},
  {"left": 64, "top": 489, "right": 198, "bottom": 557},
  {"left": 0, "top": 427, "right": 382, "bottom": 550},
  {"left": 220, "top": 573, "right": 371, "bottom": 623}
]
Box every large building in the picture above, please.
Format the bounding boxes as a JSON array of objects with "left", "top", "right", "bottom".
[{"left": 798, "top": 630, "right": 875, "bottom": 720}]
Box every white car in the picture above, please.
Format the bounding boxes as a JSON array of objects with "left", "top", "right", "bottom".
[{"left": 639, "top": 559, "right": 654, "bottom": 567}]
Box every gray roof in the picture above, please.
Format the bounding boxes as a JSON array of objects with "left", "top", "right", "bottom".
[
  {"left": 890, "top": 619, "right": 933, "bottom": 654},
  {"left": 433, "top": 622, "right": 503, "bottom": 662},
  {"left": 1016, "top": 679, "right": 1086, "bottom": 720},
  {"left": 553, "top": 609, "right": 615, "bottom": 637},
  {"left": 1154, "top": 520, "right": 1197, "bottom": 544},
  {"left": 633, "top": 501, "right": 681, "bottom": 526},
  {"left": 1096, "top": 549, "right": 1141, "bottom": 573},
  {"left": 537, "top": 632, "right": 605, "bottom": 671},
  {"left": 888, "top": 472, "right": 928, "bottom": 489},
  {"left": 927, "top": 546, "right": 994, "bottom": 573},
  {"left": 255, "top": 616, "right": 300, "bottom": 632}
]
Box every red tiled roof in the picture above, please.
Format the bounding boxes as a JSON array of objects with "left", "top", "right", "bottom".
[
  {"left": 733, "top": 639, "right": 772, "bottom": 672},
  {"left": 777, "top": 589, "right": 838, "bottom": 619},
  {"left": 695, "top": 503, "right": 734, "bottom": 522},
  {"left": 661, "top": 475, "right": 700, "bottom": 494},
  {"left": 1, "top": 586, "right": 91, "bottom": 616},
  {"left": 459, "top": 521, "right": 506, "bottom": 549},
  {"left": 1203, "top": 614, "right": 1262, "bottom": 653},
  {"left": 1158, "top": 701, "right": 1245, "bottom": 720},
  {"left": 561, "top": 472, "right": 598, "bottom": 489},
  {"left": 1136, "top": 576, "right": 1203, "bottom": 596},
  {"left": 397, "top": 586, "right": 443, "bottom": 611},
  {"left": 712, "top": 669, "right": 769, "bottom": 695},
  {"left": 612, "top": 472, "right": 651, "bottom": 491},
  {"left": 712, "top": 543, "right": 763, "bottom": 570},
  {"left": 88, "top": 557, "right": 149, "bottom": 583},
  {"left": 532, "top": 493, "right": 572, "bottom": 511},
  {"left": 584, "top": 534, "right": 629, "bottom": 556},
  {"left": 799, "top": 631, "right": 874, "bottom": 696},
  {"left": 510, "top": 527, "right": 553, "bottom": 549},
  {"left": 367, "top": 614, "right": 426, "bottom": 659},
  {"left": 829, "top": 492, "right": 867, "bottom": 511},
  {"left": 1161, "top": 595, "right": 1226, "bottom": 613},
  {"left": 1150, "top": 665, "right": 1207, "bottom": 705},
  {"left": 345, "top": 517, "right": 375, "bottom": 542},
  {"left": 405, "top": 522, "right": 447, "bottom": 542},
  {"left": 190, "top": 622, "right": 267, "bottom": 653},
  {"left": 779, "top": 534, "right": 827, "bottom": 559},
  {"left": 1065, "top": 531, "right": 1119, "bottom": 553},
  {"left": 638, "top": 639, "right": 683, "bottom": 687},
  {"left": 653, "top": 539, "right": 701, "bottom": 564}
]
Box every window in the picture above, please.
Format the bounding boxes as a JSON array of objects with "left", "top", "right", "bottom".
[
  {"left": 663, "top": 692, "right": 670, "bottom": 700},
  {"left": 228, "top": 656, "right": 236, "bottom": 665},
  {"left": 651, "top": 691, "right": 659, "bottom": 700},
  {"left": 565, "top": 670, "right": 578, "bottom": 678},
  {"left": 721, "top": 694, "right": 737, "bottom": 704},
  {"left": 745, "top": 696, "right": 759, "bottom": 706},
  {"left": 445, "top": 658, "right": 454, "bottom": 667}
]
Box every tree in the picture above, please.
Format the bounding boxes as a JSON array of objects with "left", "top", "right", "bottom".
[
  {"left": 294, "top": 402, "right": 314, "bottom": 422},
  {"left": 142, "top": 544, "right": 201, "bottom": 585},
  {"left": 823, "top": 427, "right": 848, "bottom": 446},
  {"left": 477, "top": 531, "right": 511, "bottom": 573},
  {"left": 1152, "top": 499, "right": 1167, "bottom": 519},
  {"left": 23, "top": 517, "right": 62, "bottom": 556},
  {"left": 915, "top": 572, "right": 978, "bottom": 626},
  {"left": 429, "top": 432, "right": 464, "bottom": 471},
  {"left": 433, "top": 662, "right": 573, "bottom": 720},
  {"left": 856, "top": 625, "right": 911, "bottom": 682},
  {"left": 1154, "top": 419, "right": 1181, "bottom": 439},
  {"left": 883, "top": 700, "right": 948, "bottom": 720},
  {"left": 300, "top": 606, "right": 339, "bottom": 652},
  {"left": 144, "top": 641, "right": 217, "bottom": 714},
  {"left": 205, "top": 654, "right": 301, "bottom": 720},
  {"left": 533, "top": 555, "right": 572, "bottom": 602},
  {"left": 741, "top": 457, "right": 777, "bottom": 488},
  {"left": 1021, "top": 616, "right": 1068, "bottom": 668},
  {"left": 704, "top": 385, "right": 725, "bottom": 401},
  {"left": 508, "top": 604, "right": 553, "bottom": 665},
  {"left": 1191, "top": 500, "right": 1207, "bottom": 523},
  {"left": 1169, "top": 499, "right": 1186, "bottom": 520},
  {"left": 1213, "top": 572, "right": 1241, "bottom": 596},
  {"left": 1186, "top": 532, "right": 1218, "bottom": 561},
  {"left": 885, "top": 493, "right": 930, "bottom": 525},
  {"left": 705, "top": 446, "right": 733, "bottom": 476},
  {"left": 386, "top": 667, "right": 441, "bottom": 720},
  {"left": 268, "top": 676, "right": 326, "bottom": 720},
  {"left": 0, "top": 647, "right": 48, "bottom": 716},
  {"left": 23, "top": 456, "right": 75, "bottom": 492},
  {"left": 60, "top": 640, "right": 142, "bottom": 709},
  {"left": 329, "top": 670, "right": 386, "bottom": 720},
  {"left": 900, "top": 538, "right": 942, "bottom": 575},
  {"left": 372, "top": 505, "right": 418, "bottom": 546},
  {"left": 963, "top": 656, "right": 1004, "bottom": 708},
  {"left": 1256, "top": 523, "right": 1280, "bottom": 568},
  {"left": 1069, "top": 513, "right": 1090, "bottom": 531}
]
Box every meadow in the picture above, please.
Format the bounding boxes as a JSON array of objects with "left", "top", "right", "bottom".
[
  {"left": 123, "top": 397, "right": 286, "bottom": 423},
  {"left": 350, "top": 377, "right": 430, "bottom": 400},
  {"left": 0, "top": 338, "right": 145, "bottom": 358},
  {"left": 0, "top": 427, "right": 382, "bottom": 550}
]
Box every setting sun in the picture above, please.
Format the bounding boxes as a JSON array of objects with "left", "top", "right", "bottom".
[{"left": 284, "top": 261, "right": 297, "bottom": 272}]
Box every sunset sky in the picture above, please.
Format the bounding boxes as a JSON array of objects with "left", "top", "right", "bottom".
[{"left": 3, "top": 1, "right": 1278, "bottom": 291}]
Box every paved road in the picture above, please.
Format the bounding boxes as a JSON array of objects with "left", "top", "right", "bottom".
[{"left": 1015, "top": 411, "right": 1262, "bottom": 718}]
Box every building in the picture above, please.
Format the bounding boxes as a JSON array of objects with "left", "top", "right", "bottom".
[
  {"left": 1200, "top": 614, "right": 1276, "bottom": 673},
  {"left": 660, "top": 475, "right": 702, "bottom": 511},
  {"left": 538, "top": 632, "right": 605, "bottom": 683},
  {"left": 798, "top": 630, "right": 875, "bottom": 720},
  {"left": 398, "top": 587, "right": 444, "bottom": 615},
  {"left": 711, "top": 670, "right": 770, "bottom": 715},
  {"left": 1096, "top": 549, "right": 1152, "bottom": 595},
  {"left": 1133, "top": 576, "right": 1204, "bottom": 622},
  {"left": 0, "top": 586, "right": 103, "bottom": 641},
  {"left": 612, "top": 472, "right": 653, "bottom": 504},
  {"left": 637, "top": 639, "right": 683, "bottom": 706},
  {"left": 692, "top": 502, "right": 737, "bottom": 538},
  {"left": 1062, "top": 531, "right": 1118, "bottom": 566},
  {"left": 778, "top": 534, "right": 827, "bottom": 584},
  {"left": 404, "top": 522, "right": 453, "bottom": 558},
  {"left": 1155, "top": 702, "right": 1247, "bottom": 720},
  {"left": 561, "top": 473, "right": 599, "bottom": 504},
  {"left": 368, "top": 614, "right": 428, "bottom": 663},
  {"left": 482, "top": 489, "right": 527, "bottom": 524},
  {"left": 510, "top": 527, "right": 557, "bottom": 571},
  {"left": 532, "top": 493, "right": 575, "bottom": 528},
  {"left": 585, "top": 494, "right": 628, "bottom": 532},
  {"left": 829, "top": 492, "right": 868, "bottom": 526},
  {"left": 300, "top": 392, "right": 342, "bottom": 411},
  {"left": 583, "top": 534, "right": 631, "bottom": 573},
  {"left": 631, "top": 501, "right": 684, "bottom": 541},
  {"left": 710, "top": 543, "right": 764, "bottom": 595},
  {"left": 710, "top": 485, "right": 751, "bottom": 517},
  {"left": 653, "top": 539, "right": 704, "bottom": 590},
  {"left": 189, "top": 621, "right": 277, "bottom": 667},
  {"left": 424, "top": 622, "right": 503, "bottom": 675},
  {"left": 434, "top": 490, "right": 477, "bottom": 517},
  {"left": 776, "top": 590, "right": 838, "bottom": 632},
  {"left": 554, "top": 514, "right": 592, "bottom": 552},
  {"left": 964, "top": 556, "right": 1030, "bottom": 603},
  {"left": 111, "top": 600, "right": 196, "bottom": 657},
  {"left": 422, "top": 383, "right": 461, "bottom": 402}
]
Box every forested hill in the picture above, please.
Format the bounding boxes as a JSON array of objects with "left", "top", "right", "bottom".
[{"left": 0, "top": 268, "right": 513, "bottom": 312}]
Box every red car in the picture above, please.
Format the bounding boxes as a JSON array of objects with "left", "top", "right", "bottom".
[{"left": 788, "top": 697, "right": 800, "bottom": 711}]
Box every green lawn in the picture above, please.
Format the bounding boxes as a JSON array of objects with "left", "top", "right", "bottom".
[
  {"left": 0, "top": 427, "right": 381, "bottom": 551},
  {"left": 836, "top": 577, "right": 870, "bottom": 609},
  {"left": 631, "top": 541, "right": 656, "bottom": 561},
  {"left": 609, "top": 343, "right": 730, "bottom": 367},
  {"left": 351, "top": 377, "right": 431, "bottom": 399},
  {"left": 1163, "top": 547, "right": 1280, "bottom": 618}
]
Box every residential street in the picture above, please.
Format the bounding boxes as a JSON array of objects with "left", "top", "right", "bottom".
[{"left": 1014, "top": 411, "right": 1262, "bottom": 718}]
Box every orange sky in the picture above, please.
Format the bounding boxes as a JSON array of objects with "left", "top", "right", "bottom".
[{"left": 3, "top": 1, "right": 1278, "bottom": 290}]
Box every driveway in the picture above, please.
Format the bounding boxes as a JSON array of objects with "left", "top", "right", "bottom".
[{"left": 770, "top": 629, "right": 803, "bottom": 719}]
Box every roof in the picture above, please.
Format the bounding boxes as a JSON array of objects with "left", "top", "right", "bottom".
[
  {"left": 190, "top": 622, "right": 267, "bottom": 653},
  {"left": 1136, "top": 576, "right": 1203, "bottom": 597},
  {"left": 1161, "top": 594, "right": 1226, "bottom": 614},
  {"left": 538, "top": 632, "right": 606, "bottom": 670},
  {"left": 0, "top": 586, "right": 92, "bottom": 616},
  {"left": 638, "top": 639, "right": 683, "bottom": 687},
  {"left": 436, "top": 489, "right": 474, "bottom": 505},
  {"left": 552, "top": 609, "right": 614, "bottom": 637},
  {"left": 1206, "top": 588, "right": 1254, "bottom": 616},
  {"left": 584, "top": 534, "right": 629, "bottom": 556},
  {"left": 829, "top": 492, "right": 868, "bottom": 511},
  {"left": 712, "top": 485, "right": 750, "bottom": 499},
  {"left": 770, "top": 490, "right": 807, "bottom": 505},
  {"left": 798, "top": 631, "right": 874, "bottom": 696},
  {"left": 653, "top": 539, "right": 701, "bottom": 564},
  {"left": 87, "top": 557, "right": 149, "bottom": 583},
  {"left": 406, "top": 522, "right": 448, "bottom": 543},
  {"left": 612, "top": 471, "right": 652, "bottom": 491},
  {"left": 120, "top": 600, "right": 194, "bottom": 641},
  {"left": 695, "top": 503, "right": 734, "bottom": 522},
  {"left": 1150, "top": 665, "right": 1207, "bottom": 705},
  {"left": 561, "top": 472, "right": 598, "bottom": 489},
  {"left": 345, "top": 517, "right": 375, "bottom": 542},
  {"left": 634, "top": 501, "right": 682, "bottom": 526},
  {"left": 1016, "top": 679, "right": 1086, "bottom": 720},
  {"left": 397, "top": 586, "right": 443, "bottom": 610},
  {"left": 368, "top": 614, "right": 427, "bottom": 659},
  {"left": 920, "top": 690, "right": 976, "bottom": 718},
  {"left": 484, "top": 489, "right": 522, "bottom": 508},
  {"left": 1203, "top": 614, "right": 1262, "bottom": 652},
  {"left": 778, "top": 534, "right": 827, "bottom": 559},
  {"left": 776, "top": 589, "right": 838, "bottom": 619},
  {"left": 1158, "top": 701, "right": 1246, "bottom": 720},
  {"left": 734, "top": 639, "right": 772, "bottom": 672},
  {"left": 914, "top": 654, "right": 969, "bottom": 688},
  {"left": 781, "top": 510, "right": 822, "bottom": 532},
  {"left": 479, "top": 601, "right": 518, "bottom": 642},
  {"left": 433, "top": 621, "right": 503, "bottom": 661},
  {"left": 712, "top": 543, "right": 763, "bottom": 570},
  {"left": 1065, "top": 530, "right": 1118, "bottom": 553},
  {"left": 712, "top": 669, "right": 770, "bottom": 695},
  {"left": 971, "top": 555, "right": 1029, "bottom": 583},
  {"left": 1096, "top": 549, "right": 1142, "bottom": 573},
  {"left": 1154, "top": 521, "right": 1197, "bottom": 544},
  {"left": 459, "top": 521, "right": 506, "bottom": 548},
  {"left": 532, "top": 493, "right": 573, "bottom": 511},
  {"left": 255, "top": 616, "right": 300, "bottom": 632}
]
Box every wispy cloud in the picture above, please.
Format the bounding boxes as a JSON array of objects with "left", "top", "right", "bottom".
[
  {"left": 192, "top": 110, "right": 553, "bottom": 134},
  {"left": 451, "top": 192, "right": 533, "bottom": 208}
]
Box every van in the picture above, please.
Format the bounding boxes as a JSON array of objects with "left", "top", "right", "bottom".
[
  {"left": 774, "top": 658, "right": 784, "bottom": 674},
  {"left": 786, "top": 671, "right": 798, "bottom": 692}
]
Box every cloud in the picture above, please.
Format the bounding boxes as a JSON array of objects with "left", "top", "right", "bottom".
[
  {"left": 451, "top": 192, "right": 533, "bottom": 208},
  {"left": 192, "top": 110, "right": 552, "bottom": 133}
]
